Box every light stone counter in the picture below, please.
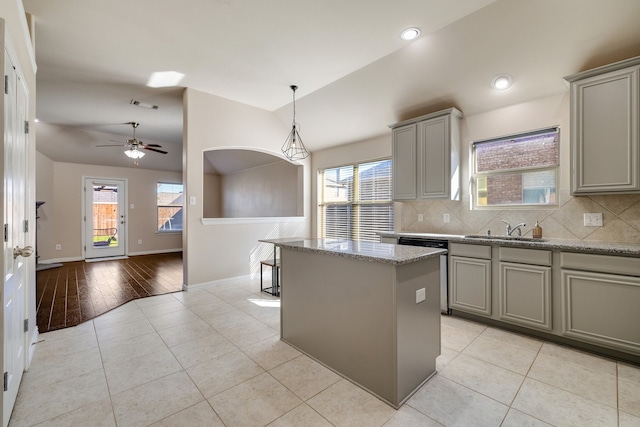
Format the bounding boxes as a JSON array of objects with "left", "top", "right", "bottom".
[
  {"left": 378, "top": 232, "right": 640, "bottom": 256},
  {"left": 261, "top": 237, "right": 446, "bottom": 265}
]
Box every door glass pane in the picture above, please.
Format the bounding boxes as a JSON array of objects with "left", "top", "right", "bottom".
[{"left": 92, "top": 184, "right": 119, "bottom": 248}]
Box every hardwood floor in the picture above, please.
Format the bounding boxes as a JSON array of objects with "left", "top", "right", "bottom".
[{"left": 36, "top": 252, "right": 183, "bottom": 333}]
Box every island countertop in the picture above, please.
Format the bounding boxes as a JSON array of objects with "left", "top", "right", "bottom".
[{"left": 260, "top": 238, "right": 446, "bottom": 265}]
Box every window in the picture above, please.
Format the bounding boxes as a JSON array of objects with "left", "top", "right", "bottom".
[
  {"left": 472, "top": 128, "right": 559, "bottom": 208},
  {"left": 318, "top": 159, "right": 393, "bottom": 242},
  {"left": 157, "top": 182, "right": 183, "bottom": 231}
]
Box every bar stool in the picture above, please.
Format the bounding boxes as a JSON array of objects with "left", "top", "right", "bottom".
[{"left": 260, "top": 245, "right": 280, "bottom": 296}]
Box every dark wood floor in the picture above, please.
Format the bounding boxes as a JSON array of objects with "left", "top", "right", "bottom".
[{"left": 36, "top": 252, "right": 183, "bottom": 333}]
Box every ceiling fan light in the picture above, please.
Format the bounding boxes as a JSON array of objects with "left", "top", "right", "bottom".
[{"left": 124, "top": 148, "right": 145, "bottom": 159}]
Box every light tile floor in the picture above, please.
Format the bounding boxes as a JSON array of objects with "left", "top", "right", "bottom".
[{"left": 9, "top": 278, "right": 640, "bottom": 427}]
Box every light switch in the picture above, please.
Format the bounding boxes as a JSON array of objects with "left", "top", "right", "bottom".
[
  {"left": 130, "top": 203, "right": 134, "bottom": 209},
  {"left": 190, "top": 196, "right": 196, "bottom": 205},
  {"left": 418, "top": 214, "right": 424, "bottom": 222},
  {"left": 443, "top": 213, "right": 450, "bottom": 223},
  {"left": 416, "top": 288, "right": 426, "bottom": 303}
]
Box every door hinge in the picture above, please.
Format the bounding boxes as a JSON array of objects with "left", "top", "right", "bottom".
[
  {"left": 3, "top": 224, "right": 7, "bottom": 242},
  {"left": 4, "top": 75, "right": 8, "bottom": 95},
  {"left": 24, "top": 120, "right": 29, "bottom": 134},
  {"left": 23, "top": 219, "right": 28, "bottom": 233},
  {"left": 3, "top": 372, "right": 7, "bottom": 392},
  {"left": 24, "top": 319, "right": 28, "bottom": 333}
]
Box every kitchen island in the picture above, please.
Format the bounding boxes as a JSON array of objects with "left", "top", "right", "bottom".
[{"left": 261, "top": 238, "right": 446, "bottom": 408}]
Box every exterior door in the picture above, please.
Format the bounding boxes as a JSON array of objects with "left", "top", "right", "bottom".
[
  {"left": 84, "top": 178, "right": 126, "bottom": 259},
  {"left": 3, "top": 48, "right": 31, "bottom": 427}
]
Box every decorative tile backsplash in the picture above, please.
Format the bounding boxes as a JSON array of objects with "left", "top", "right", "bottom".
[{"left": 399, "top": 191, "right": 640, "bottom": 243}]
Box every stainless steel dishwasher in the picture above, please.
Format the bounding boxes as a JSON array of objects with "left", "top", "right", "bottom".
[{"left": 397, "top": 237, "right": 450, "bottom": 314}]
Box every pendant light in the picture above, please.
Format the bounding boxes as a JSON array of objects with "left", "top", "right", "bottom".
[{"left": 281, "top": 85, "right": 310, "bottom": 161}]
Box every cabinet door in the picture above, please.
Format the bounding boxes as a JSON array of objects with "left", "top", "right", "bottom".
[
  {"left": 417, "top": 116, "right": 449, "bottom": 199},
  {"left": 449, "top": 256, "right": 491, "bottom": 316},
  {"left": 392, "top": 124, "right": 417, "bottom": 200},
  {"left": 561, "top": 269, "right": 640, "bottom": 355},
  {"left": 571, "top": 65, "right": 639, "bottom": 193},
  {"left": 499, "top": 262, "right": 551, "bottom": 331}
]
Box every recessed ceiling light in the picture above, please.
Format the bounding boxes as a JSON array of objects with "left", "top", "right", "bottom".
[
  {"left": 146, "top": 71, "right": 185, "bottom": 88},
  {"left": 492, "top": 74, "right": 513, "bottom": 90},
  {"left": 400, "top": 27, "right": 421, "bottom": 41}
]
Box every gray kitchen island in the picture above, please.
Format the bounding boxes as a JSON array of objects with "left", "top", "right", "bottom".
[{"left": 261, "top": 238, "right": 445, "bottom": 408}]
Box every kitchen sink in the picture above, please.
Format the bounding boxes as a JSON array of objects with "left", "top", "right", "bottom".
[{"left": 463, "top": 234, "right": 548, "bottom": 242}]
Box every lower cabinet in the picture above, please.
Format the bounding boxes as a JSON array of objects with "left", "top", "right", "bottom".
[
  {"left": 499, "top": 262, "right": 552, "bottom": 331},
  {"left": 498, "top": 247, "right": 552, "bottom": 331},
  {"left": 449, "top": 243, "right": 491, "bottom": 316},
  {"left": 561, "top": 268, "right": 640, "bottom": 355},
  {"left": 561, "top": 252, "right": 640, "bottom": 355}
]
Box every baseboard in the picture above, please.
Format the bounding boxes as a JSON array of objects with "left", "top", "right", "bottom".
[
  {"left": 38, "top": 256, "right": 83, "bottom": 264},
  {"left": 186, "top": 273, "right": 254, "bottom": 291},
  {"left": 27, "top": 326, "right": 39, "bottom": 369},
  {"left": 127, "top": 248, "right": 183, "bottom": 256},
  {"left": 38, "top": 249, "right": 182, "bottom": 265}
]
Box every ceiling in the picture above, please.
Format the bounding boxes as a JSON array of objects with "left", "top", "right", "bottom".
[{"left": 23, "top": 0, "right": 640, "bottom": 171}]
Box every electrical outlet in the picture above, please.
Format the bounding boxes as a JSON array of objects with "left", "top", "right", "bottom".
[
  {"left": 583, "top": 213, "right": 603, "bottom": 227},
  {"left": 138, "top": 239, "right": 142, "bottom": 244},
  {"left": 130, "top": 203, "right": 135, "bottom": 209},
  {"left": 55, "top": 244, "right": 61, "bottom": 250},
  {"left": 443, "top": 213, "right": 450, "bottom": 223},
  {"left": 418, "top": 214, "right": 424, "bottom": 222},
  {"left": 416, "top": 288, "right": 426, "bottom": 303}
]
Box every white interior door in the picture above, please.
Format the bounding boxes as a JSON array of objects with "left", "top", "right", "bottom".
[
  {"left": 84, "top": 178, "right": 126, "bottom": 259},
  {"left": 3, "top": 48, "right": 30, "bottom": 427}
]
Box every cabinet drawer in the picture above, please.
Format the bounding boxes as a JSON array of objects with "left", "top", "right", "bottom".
[
  {"left": 499, "top": 247, "right": 551, "bottom": 266},
  {"left": 561, "top": 252, "right": 640, "bottom": 276},
  {"left": 450, "top": 243, "right": 491, "bottom": 259}
]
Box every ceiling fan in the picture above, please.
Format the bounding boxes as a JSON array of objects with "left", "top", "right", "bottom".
[{"left": 96, "top": 122, "right": 168, "bottom": 162}]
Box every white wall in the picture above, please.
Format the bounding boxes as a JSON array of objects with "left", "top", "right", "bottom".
[
  {"left": 183, "top": 88, "right": 310, "bottom": 287},
  {"left": 35, "top": 152, "right": 183, "bottom": 262}
]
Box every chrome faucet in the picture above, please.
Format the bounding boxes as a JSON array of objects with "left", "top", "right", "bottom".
[{"left": 502, "top": 220, "right": 526, "bottom": 237}]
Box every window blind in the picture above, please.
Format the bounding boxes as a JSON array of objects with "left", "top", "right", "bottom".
[{"left": 319, "top": 159, "right": 393, "bottom": 242}]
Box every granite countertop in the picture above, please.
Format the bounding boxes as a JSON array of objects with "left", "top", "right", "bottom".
[
  {"left": 260, "top": 238, "right": 446, "bottom": 265},
  {"left": 378, "top": 232, "right": 640, "bottom": 256}
]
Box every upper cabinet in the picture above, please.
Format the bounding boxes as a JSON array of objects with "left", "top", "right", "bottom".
[
  {"left": 565, "top": 56, "right": 640, "bottom": 195},
  {"left": 390, "top": 108, "right": 462, "bottom": 200}
]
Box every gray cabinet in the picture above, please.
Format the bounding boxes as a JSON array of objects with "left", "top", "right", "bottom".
[
  {"left": 390, "top": 108, "right": 462, "bottom": 200},
  {"left": 498, "top": 247, "right": 552, "bottom": 331},
  {"left": 565, "top": 56, "right": 640, "bottom": 194},
  {"left": 560, "top": 252, "right": 640, "bottom": 355},
  {"left": 449, "top": 243, "right": 491, "bottom": 316}
]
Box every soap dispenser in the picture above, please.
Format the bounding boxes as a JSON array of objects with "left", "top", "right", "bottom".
[{"left": 532, "top": 221, "right": 542, "bottom": 239}]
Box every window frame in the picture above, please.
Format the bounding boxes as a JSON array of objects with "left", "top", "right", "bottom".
[
  {"left": 156, "top": 182, "right": 184, "bottom": 233},
  {"left": 317, "top": 158, "right": 394, "bottom": 242},
  {"left": 471, "top": 127, "right": 560, "bottom": 210}
]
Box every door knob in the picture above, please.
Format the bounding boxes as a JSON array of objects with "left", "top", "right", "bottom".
[{"left": 13, "top": 245, "right": 34, "bottom": 259}]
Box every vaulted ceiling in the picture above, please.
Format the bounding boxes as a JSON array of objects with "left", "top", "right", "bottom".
[{"left": 23, "top": 0, "right": 640, "bottom": 171}]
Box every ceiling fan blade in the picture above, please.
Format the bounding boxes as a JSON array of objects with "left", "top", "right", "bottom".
[
  {"left": 144, "top": 147, "right": 168, "bottom": 154},
  {"left": 144, "top": 143, "right": 162, "bottom": 147},
  {"left": 108, "top": 139, "right": 127, "bottom": 143},
  {"left": 96, "top": 144, "right": 126, "bottom": 147}
]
